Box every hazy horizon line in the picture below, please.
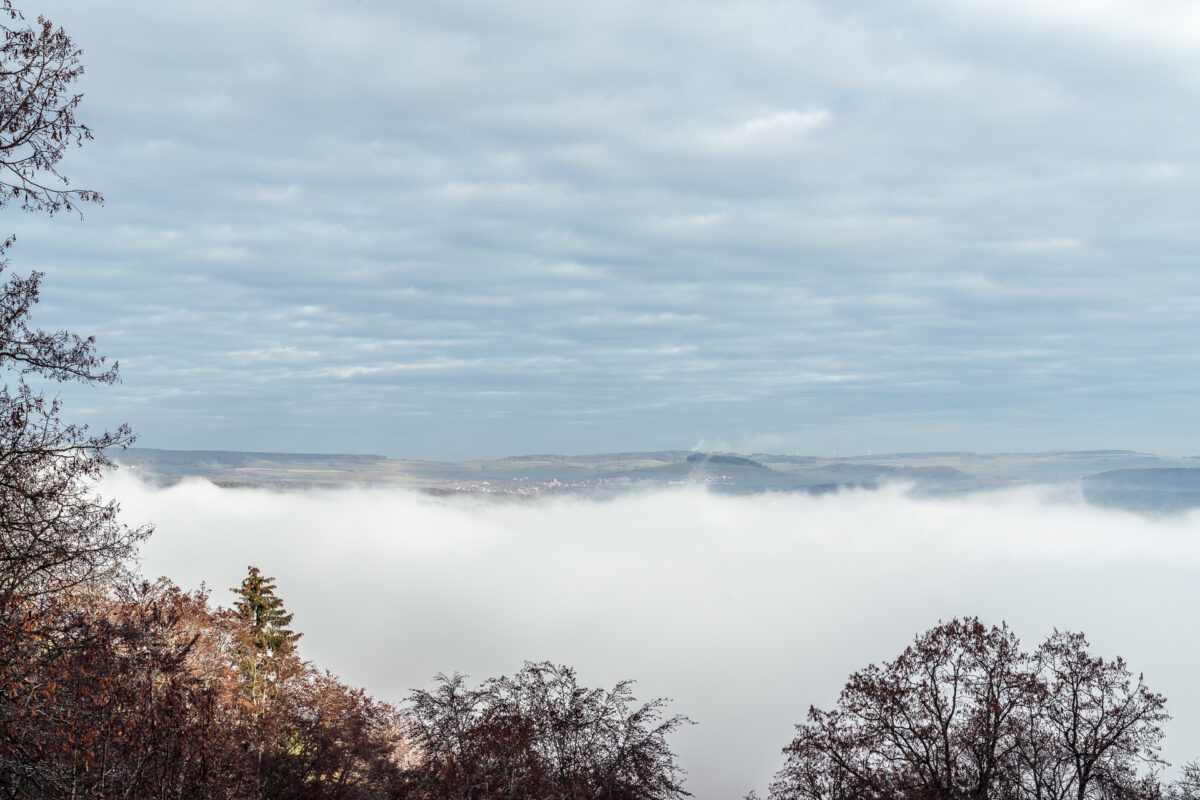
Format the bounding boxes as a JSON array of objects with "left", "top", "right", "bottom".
[{"left": 119, "top": 443, "right": 1200, "bottom": 463}]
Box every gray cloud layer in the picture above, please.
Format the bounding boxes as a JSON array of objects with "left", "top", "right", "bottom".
[
  {"left": 26, "top": 0, "right": 1200, "bottom": 457},
  {"left": 119, "top": 477, "right": 1200, "bottom": 799}
]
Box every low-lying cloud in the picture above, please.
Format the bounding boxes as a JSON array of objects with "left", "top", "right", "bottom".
[{"left": 110, "top": 473, "right": 1200, "bottom": 799}]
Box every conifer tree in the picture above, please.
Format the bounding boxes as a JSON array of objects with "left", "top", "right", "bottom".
[
  {"left": 231, "top": 564, "right": 305, "bottom": 787},
  {"left": 232, "top": 566, "right": 302, "bottom": 657}
]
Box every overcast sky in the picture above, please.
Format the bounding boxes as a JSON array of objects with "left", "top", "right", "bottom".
[{"left": 22, "top": 0, "right": 1200, "bottom": 459}]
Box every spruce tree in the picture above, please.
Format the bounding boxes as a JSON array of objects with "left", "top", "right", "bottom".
[{"left": 232, "top": 566, "right": 301, "bottom": 657}]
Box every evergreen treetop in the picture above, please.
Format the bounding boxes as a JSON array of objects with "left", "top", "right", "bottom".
[{"left": 232, "top": 566, "right": 301, "bottom": 656}]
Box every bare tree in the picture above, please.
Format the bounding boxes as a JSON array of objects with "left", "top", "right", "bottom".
[
  {"left": 770, "top": 619, "right": 1168, "bottom": 800},
  {"left": 0, "top": 0, "right": 101, "bottom": 215},
  {"left": 0, "top": 4, "right": 153, "bottom": 791},
  {"left": 0, "top": 238, "right": 148, "bottom": 627},
  {"left": 1025, "top": 631, "right": 1167, "bottom": 800},
  {"left": 0, "top": 0, "right": 140, "bottom": 635},
  {"left": 1167, "top": 763, "right": 1200, "bottom": 800},
  {"left": 403, "top": 662, "right": 693, "bottom": 800},
  {"left": 770, "top": 619, "right": 1035, "bottom": 800}
]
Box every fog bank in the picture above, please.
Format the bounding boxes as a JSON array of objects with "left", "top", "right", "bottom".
[{"left": 109, "top": 474, "right": 1200, "bottom": 799}]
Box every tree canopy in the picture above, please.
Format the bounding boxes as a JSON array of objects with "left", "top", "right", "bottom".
[
  {"left": 0, "top": 0, "right": 101, "bottom": 214},
  {"left": 402, "top": 661, "right": 693, "bottom": 800},
  {"left": 769, "top": 618, "right": 1169, "bottom": 800}
]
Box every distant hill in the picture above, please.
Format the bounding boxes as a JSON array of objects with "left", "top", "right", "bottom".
[
  {"left": 113, "top": 447, "right": 1200, "bottom": 511},
  {"left": 686, "top": 453, "right": 766, "bottom": 468},
  {"left": 121, "top": 448, "right": 387, "bottom": 469},
  {"left": 1082, "top": 468, "right": 1200, "bottom": 512}
]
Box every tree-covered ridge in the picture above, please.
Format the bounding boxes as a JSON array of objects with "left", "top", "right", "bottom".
[{"left": 114, "top": 446, "right": 1200, "bottom": 513}]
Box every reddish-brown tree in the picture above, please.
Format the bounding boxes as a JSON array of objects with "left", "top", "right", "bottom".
[
  {"left": 224, "top": 573, "right": 408, "bottom": 800},
  {"left": 1026, "top": 630, "right": 1168, "bottom": 800},
  {"left": 257, "top": 668, "right": 408, "bottom": 800},
  {"left": 1, "top": 573, "right": 411, "bottom": 800},
  {"left": 770, "top": 619, "right": 1168, "bottom": 800},
  {"left": 0, "top": 3, "right": 151, "bottom": 793},
  {"left": 770, "top": 619, "right": 1037, "bottom": 800},
  {"left": 0, "top": 581, "right": 257, "bottom": 799},
  {"left": 402, "top": 662, "right": 692, "bottom": 800},
  {"left": 0, "top": 202, "right": 147, "bottom": 798},
  {"left": 0, "top": 5, "right": 415, "bottom": 797}
]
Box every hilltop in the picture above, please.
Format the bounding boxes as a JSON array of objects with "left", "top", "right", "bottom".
[{"left": 113, "top": 447, "right": 1200, "bottom": 511}]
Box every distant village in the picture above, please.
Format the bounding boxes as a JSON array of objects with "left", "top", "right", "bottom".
[{"left": 428, "top": 472, "right": 741, "bottom": 496}]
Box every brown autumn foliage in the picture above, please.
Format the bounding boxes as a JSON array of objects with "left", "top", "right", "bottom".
[
  {"left": 1, "top": 582, "right": 254, "bottom": 798},
  {"left": 0, "top": 7, "right": 412, "bottom": 789},
  {"left": 400, "top": 662, "right": 692, "bottom": 800},
  {"left": 769, "top": 618, "right": 1171, "bottom": 800},
  {"left": 0, "top": 574, "right": 411, "bottom": 799}
]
